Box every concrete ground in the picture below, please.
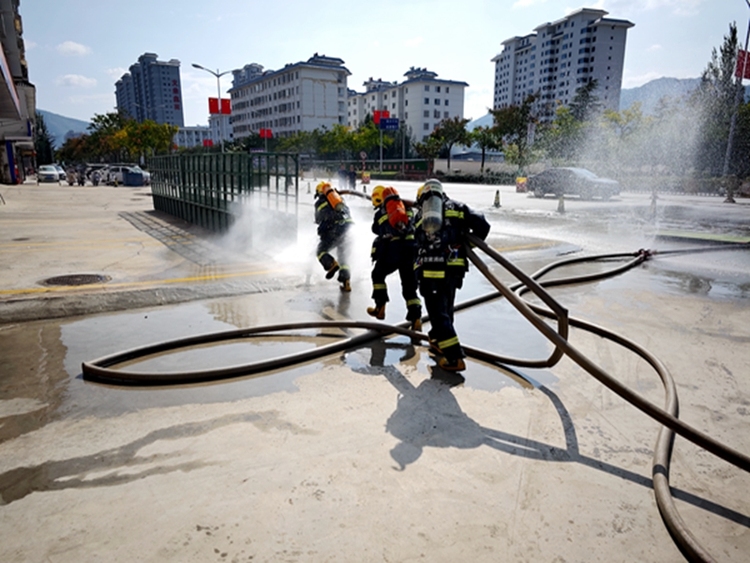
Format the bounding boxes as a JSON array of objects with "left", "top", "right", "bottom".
[{"left": 0, "top": 179, "right": 749, "bottom": 562}]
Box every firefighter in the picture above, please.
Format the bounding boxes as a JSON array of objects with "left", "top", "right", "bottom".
[
  {"left": 314, "top": 181, "right": 353, "bottom": 292},
  {"left": 367, "top": 185, "right": 423, "bottom": 331},
  {"left": 413, "top": 179, "right": 490, "bottom": 371}
]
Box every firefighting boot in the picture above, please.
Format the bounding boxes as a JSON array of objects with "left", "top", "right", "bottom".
[
  {"left": 410, "top": 318, "right": 422, "bottom": 332},
  {"left": 366, "top": 303, "right": 386, "bottom": 320},
  {"left": 340, "top": 279, "right": 351, "bottom": 292},
  {"left": 325, "top": 260, "right": 340, "bottom": 280},
  {"left": 438, "top": 357, "right": 466, "bottom": 372}
]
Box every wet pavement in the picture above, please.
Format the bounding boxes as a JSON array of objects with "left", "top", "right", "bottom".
[{"left": 0, "top": 179, "right": 749, "bottom": 562}]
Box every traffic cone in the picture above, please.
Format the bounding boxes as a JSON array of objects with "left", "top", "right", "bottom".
[
  {"left": 493, "top": 190, "right": 501, "bottom": 208},
  {"left": 557, "top": 194, "right": 565, "bottom": 214}
]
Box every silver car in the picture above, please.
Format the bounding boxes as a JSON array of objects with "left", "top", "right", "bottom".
[{"left": 529, "top": 167, "right": 620, "bottom": 200}]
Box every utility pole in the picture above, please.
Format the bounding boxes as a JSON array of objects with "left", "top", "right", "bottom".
[
  {"left": 721, "top": 0, "right": 750, "bottom": 203},
  {"left": 192, "top": 63, "right": 234, "bottom": 153}
]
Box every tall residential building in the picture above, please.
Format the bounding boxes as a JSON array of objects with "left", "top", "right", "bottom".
[
  {"left": 347, "top": 68, "right": 468, "bottom": 142},
  {"left": 229, "top": 54, "right": 350, "bottom": 141},
  {"left": 0, "top": 0, "right": 35, "bottom": 184},
  {"left": 492, "top": 8, "right": 634, "bottom": 122},
  {"left": 115, "top": 53, "right": 185, "bottom": 127}
]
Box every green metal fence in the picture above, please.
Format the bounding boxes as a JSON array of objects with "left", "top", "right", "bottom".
[{"left": 149, "top": 152, "right": 299, "bottom": 233}]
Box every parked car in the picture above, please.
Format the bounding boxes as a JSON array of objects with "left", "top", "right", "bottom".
[
  {"left": 53, "top": 164, "right": 66, "bottom": 181},
  {"left": 37, "top": 165, "right": 60, "bottom": 183},
  {"left": 528, "top": 167, "right": 620, "bottom": 200},
  {"left": 105, "top": 164, "right": 149, "bottom": 186}
]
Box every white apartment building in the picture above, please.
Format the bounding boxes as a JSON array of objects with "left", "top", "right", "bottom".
[
  {"left": 492, "top": 8, "right": 633, "bottom": 122},
  {"left": 347, "top": 67, "right": 468, "bottom": 142},
  {"left": 174, "top": 125, "right": 211, "bottom": 149},
  {"left": 229, "top": 54, "right": 350, "bottom": 140},
  {"left": 208, "top": 113, "right": 232, "bottom": 145}
]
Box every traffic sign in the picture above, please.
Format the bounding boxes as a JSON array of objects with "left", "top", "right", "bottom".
[{"left": 379, "top": 118, "right": 400, "bottom": 131}]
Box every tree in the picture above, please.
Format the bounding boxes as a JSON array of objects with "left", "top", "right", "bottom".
[
  {"left": 57, "top": 134, "right": 90, "bottom": 163},
  {"left": 537, "top": 105, "right": 584, "bottom": 162},
  {"left": 34, "top": 112, "right": 55, "bottom": 165},
  {"left": 692, "top": 22, "right": 741, "bottom": 175},
  {"left": 568, "top": 79, "right": 602, "bottom": 122},
  {"left": 413, "top": 135, "right": 443, "bottom": 176},
  {"left": 86, "top": 111, "right": 131, "bottom": 161},
  {"left": 432, "top": 116, "right": 470, "bottom": 170},
  {"left": 469, "top": 125, "right": 502, "bottom": 173},
  {"left": 490, "top": 93, "right": 538, "bottom": 172},
  {"left": 318, "top": 124, "right": 355, "bottom": 160},
  {"left": 351, "top": 119, "right": 381, "bottom": 159}
]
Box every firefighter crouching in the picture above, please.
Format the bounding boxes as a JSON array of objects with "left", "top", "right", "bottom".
[
  {"left": 367, "top": 185, "right": 423, "bottom": 331},
  {"left": 414, "top": 179, "right": 490, "bottom": 371},
  {"left": 314, "top": 181, "right": 353, "bottom": 292}
]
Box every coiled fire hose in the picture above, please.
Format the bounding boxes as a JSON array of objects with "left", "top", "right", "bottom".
[{"left": 82, "top": 238, "right": 750, "bottom": 562}]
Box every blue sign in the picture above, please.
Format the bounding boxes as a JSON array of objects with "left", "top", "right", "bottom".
[{"left": 379, "top": 117, "right": 400, "bottom": 131}]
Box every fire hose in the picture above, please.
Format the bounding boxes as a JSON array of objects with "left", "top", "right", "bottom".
[{"left": 81, "top": 239, "right": 750, "bottom": 562}]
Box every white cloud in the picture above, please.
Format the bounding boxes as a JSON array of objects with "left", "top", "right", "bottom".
[
  {"left": 511, "top": 0, "right": 547, "bottom": 9},
  {"left": 602, "top": 0, "right": 705, "bottom": 17},
  {"left": 404, "top": 37, "right": 423, "bottom": 48},
  {"left": 56, "top": 41, "right": 91, "bottom": 56},
  {"left": 646, "top": 44, "right": 662, "bottom": 52},
  {"left": 56, "top": 74, "right": 97, "bottom": 88},
  {"left": 106, "top": 67, "right": 128, "bottom": 79},
  {"left": 25, "top": 40, "right": 37, "bottom": 50}
]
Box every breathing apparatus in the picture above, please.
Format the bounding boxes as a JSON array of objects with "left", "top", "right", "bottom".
[
  {"left": 373, "top": 185, "right": 408, "bottom": 230},
  {"left": 316, "top": 181, "right": 345, "bottom": 212},
  {"left": 417, "top": 179, "right": 444, "bottom": 235}
]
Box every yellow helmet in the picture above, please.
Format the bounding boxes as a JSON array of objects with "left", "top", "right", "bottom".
[
  {"left": 371, "top": 185, "right": 387, "bottom": 207},
  {"left": 416, "top": 179, "right": 443, "bottom": 204},
  {"left": 316, "top": 181, "right": 331, "bottom": 195}
]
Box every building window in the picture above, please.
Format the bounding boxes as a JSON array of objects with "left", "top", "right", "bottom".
[
  {"left": 423, "top": 110, "right": 429, "bottom": 117},
  {"left": 436, "top": 86, "right": 441, "bottom": 92},
  {"left": 433, "top": 109, "right": 440, "bottom": 118},
  {"left": 445, "top": 100, "right": 449, "bottom": 106},
  {"left": 434, "top": 98, "right": 440, "bottom": 105},
  {"left": 405, "top": 99, "right": 408, "bottom": 106},
  {"left": 425, "top": 85, "right": 430, "bottom": 91},
  {"left": 423, "top": 123, "right": 429, "bottom": 130},
  {"left": 446, "top": 87, "right": 450, "bottom": 93},
  {"left": 424, "top": 98, "right": 429, "bottom": 104},
  {"left": 444, "top": 111, "right": 449, "bottom": 118}
]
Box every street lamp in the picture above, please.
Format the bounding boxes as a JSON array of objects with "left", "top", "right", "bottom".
[{"left": 192, "top": 63, "right": 234, "bottom": 152}]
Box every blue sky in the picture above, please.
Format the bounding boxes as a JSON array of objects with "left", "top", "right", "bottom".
[{"left": 22, "top": 0, "right": 750, "bottom": 126}]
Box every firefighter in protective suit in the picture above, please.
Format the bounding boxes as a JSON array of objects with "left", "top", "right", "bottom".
[
  {"left": 366, "top": 185, "right": 423, "bottom": 331},
  {"left": 414, "top": 179, "right": 490, "bottom": 371},
  {"left": 314, "top": 181, "right": 353, "bottom": 292}
]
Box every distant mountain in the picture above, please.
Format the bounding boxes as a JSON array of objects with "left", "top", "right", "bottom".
[
  {"left": 37, "top": 109, "right": 90, "bottom": 148},
  {"left": 619, "top": 77, "right": 701, "bottom": 114},
  {"left": 620, "top": 77, "right": 750, "bottom": 114}
]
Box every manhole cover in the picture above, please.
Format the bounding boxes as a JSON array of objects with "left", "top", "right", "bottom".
[{"left": 42, "top": 274, "right": 111, "bottom": 286}]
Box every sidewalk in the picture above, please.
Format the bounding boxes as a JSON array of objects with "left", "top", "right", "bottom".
[{"left": 0, "top": 181, "right": 301, "bottom": 322}]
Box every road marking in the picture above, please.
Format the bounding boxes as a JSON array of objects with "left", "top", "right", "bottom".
[{"left": 0, "top": 268, "right": 284, "bottom": 296}]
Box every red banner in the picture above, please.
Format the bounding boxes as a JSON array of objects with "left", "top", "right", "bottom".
[
  {"left": 208, "top": 98, "right": 231, "bottom": 114},
  {"left": 259, "top": 128, "right": 273, "bottom": 139},
  {"left": 203, "top": 139, "right": 214, "bottom": 147},
  {"left": 736, "top": 49, "right": 750, "bottom": 80},
  {"left": 372, "top": 110, "right": 390, "bottom": 124}
]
